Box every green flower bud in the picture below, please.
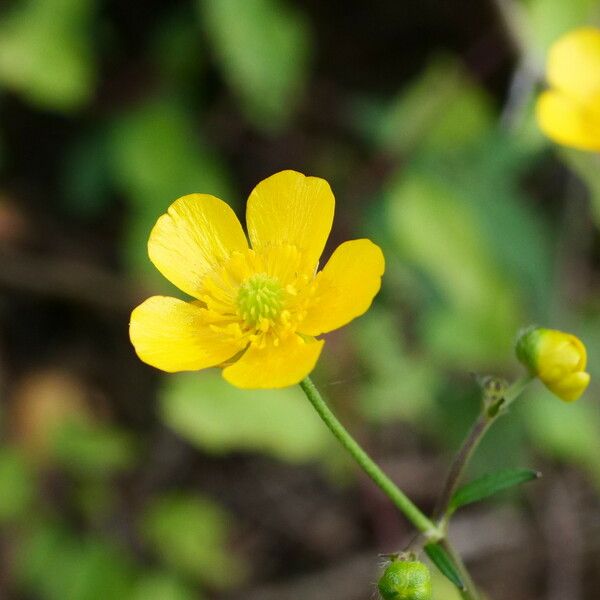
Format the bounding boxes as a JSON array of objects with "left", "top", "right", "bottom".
[{"left": 378, "top": 558, "right": 432, "bottom": 600}]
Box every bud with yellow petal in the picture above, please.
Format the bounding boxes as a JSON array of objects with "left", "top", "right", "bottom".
[
  {"left": 378, "top": 557, "right": 432, "bottom": 600},
  {"left": 516, "top": 327, "right": 590, "bottom": 402}
]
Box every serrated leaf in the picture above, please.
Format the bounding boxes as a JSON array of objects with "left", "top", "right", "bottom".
[
  {"left": 424, "top": 543, "right": 465, "bottom": 591},
  {"left": 449, "top": 468, "right": 540, "bottom": 513}
]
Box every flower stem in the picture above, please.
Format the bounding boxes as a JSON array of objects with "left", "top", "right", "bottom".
[
  {"left": 300, "top": 377, "right": 438, "bottom": 537},
  {"left": 435, "top": 374, "right": 532, "bottom": 526},
  {"left": 433, "top": 414, "right": 492, "bottom": 525},
  {"left": 440, "top": 539, "right": 481, "bottom": 600}
]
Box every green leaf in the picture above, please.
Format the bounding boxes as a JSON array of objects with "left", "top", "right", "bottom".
[
  {"left": 385, "top": 169, "right": 521, "bottom": 367},
  {"left": 0, "top": 447, "right": 35, "bottom": 523},
  {"left": 109, "top": 99, "right": 233, "bottom": 209},
  {"left": 18, "top": 523, "right": 136, "bottom": 600},
  {"left": 0, "top": 0, "right": 96, "bottom": 110},
  {"left": 132, "top": 572, "right": 198, "bottom": 600},
  {"left": 51, "top": 421, "right": 137, "bottom": 478},
  {"left": 140, "top": 494, "right": 245, "bottom": 590},
  {"left": 449, "top": 468, "right": 540, "bottom": 513},
  {"left": 424, "top": 543, "right": 465, "bottom": 591},
  {"left": 353, "top": 56, "right": 493, "bottom": 156},
  {"left": 200, "top": 0, "right": 312, "bottom": 131},
  {"left": 353, "top": 307, "right": 440, "bottom": 424},
  {"left": 160, "top": 371, "right": 330, "bottom": 462},
  {"left": 524, "top": 0, "right": 598, "bottom": 59},
  {"left": 151, "top": 9, "right": 206, "bottom": 86},
  {"left": 108, "top": 99, "right": 234, "bottom": 279},
  {"left": 62, "top": 129, "right": 112, "bottom": 219}
]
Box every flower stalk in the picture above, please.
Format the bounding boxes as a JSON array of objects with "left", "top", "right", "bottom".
[
  {"left": 301, "top": 373, "right": 534, "bottom": 600},
  {"left": 434, "top": 375, "right": 532, "bottom": 529},
  {"left": 439, "top": 539, "right": 480, "bottom": 600},
  {"left": 299, "top": 377, "right": 439, "bottom": 538}
]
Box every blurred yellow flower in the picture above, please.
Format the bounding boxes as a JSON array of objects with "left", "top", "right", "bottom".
[
  {"left": 536, "top": 27, "right": 600, "bottom": 152},
  {"left": 129, "top": 170, "right": 385, "bottom": 389},
  {"left": 516, "top": 327, "right": 590, "bottom": 402}
]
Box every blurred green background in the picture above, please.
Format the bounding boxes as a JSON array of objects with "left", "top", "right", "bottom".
[{"left": 0, "top": 0, "right": 599, "bottom": 598}]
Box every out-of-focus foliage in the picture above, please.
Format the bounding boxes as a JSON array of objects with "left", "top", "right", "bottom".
[
  {"left": 51, "top": 421, "right": 136, "bottom": 477},
  {"left": 353, "top": 308, "right": 439, "bottom": 423},
  {"left": 140, "top": 493, "right": 245, "bottom": 589},
  {"left": 160, "top": 371, "right": 331, "bottom": 461},
  {"left": 109, "top": 99, "right": 234, "bottom": 277},
  {"left": 523, "top": 0, "right": 600, "bottom": 58},
  {"left": 1, "top": 0, "right": 600, "bottom": 597},
  {"left": 561, "top": 150, "right": 600, "bottom": 222},
  {"left": 0, "top": 448, "right": 35, "bottom": 522},
  {"left": 199, "top": 0, "right": 312, "bottom": 131},
  {"left": 131, "top": 573, "right": 197, "bottom": 600},
  {"left": 524, "top": 388, "right": 600, "bottom": 486},
  {"left": 19, "top": 524, "right": 136, "bottom": 600},
  {"left": 377, "top": 59, "right": 549, "bottom": 368},
  {"left": 0, "top": 0, "right": 96, "bottom": 110},
  {"left": 355, "top": 58, "right": 494, "bottom": 156}
]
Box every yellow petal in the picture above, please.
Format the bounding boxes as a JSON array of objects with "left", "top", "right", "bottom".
[
  {"left": 130, "top": 296, "right": 242, "bottom": 372},
  {"left": 299, "top": 239, "right": 385, "bottom": 336},
  {"left": 536, "top": 329, "right": 587, "bottom": 382},
  {"left": 536, "top": 90, "right": 600, "bottom": 151},
  {"left": 148, "top": 194, "right": 248, "bottom": 298},
  {"left": 547, "top": 27, "right": 600, "bottom": 106},
  {"left": 546, "top": 371, "right": 591, "bottom": 403},
  {"left": 246, "top": 170, "right": 335, "bottom": 272},
  {"left": 222, "top": 335, "right": 324, "bottom": 389}
]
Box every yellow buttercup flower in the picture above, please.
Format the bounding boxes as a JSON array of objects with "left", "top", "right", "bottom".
[
  {"left": 516, "top": 327, "right": 590, "bottom": 402},
  {"left": 536, "top": 27, "right": 600, "bottom": 151},
  {"left": 129, "top": 170, "right": 385, "bottom": 389}
]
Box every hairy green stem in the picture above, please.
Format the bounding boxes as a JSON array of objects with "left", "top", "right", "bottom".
[{"left": 300, "top": 377, "right": 438, "bottom": 537}]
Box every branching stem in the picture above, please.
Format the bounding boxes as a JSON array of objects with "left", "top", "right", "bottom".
[
  {"left": 300, "top": 374, "right": 532, "bottom": 600},
  {"left": 435, "top": 375, "right": 532, "bottom": 527}
]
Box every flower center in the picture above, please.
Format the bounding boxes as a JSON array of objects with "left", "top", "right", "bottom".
[{"left": 236, "top": 273, "right": 284, "bottom": 326}]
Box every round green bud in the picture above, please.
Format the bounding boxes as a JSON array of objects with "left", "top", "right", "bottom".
[{"left": 378, "top": 559, "right": 432, "bottom": 600}]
